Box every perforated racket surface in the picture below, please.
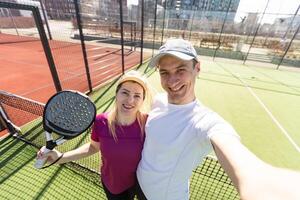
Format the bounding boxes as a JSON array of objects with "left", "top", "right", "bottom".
[
  {"left": 43, "top": 91, "right": 96, "bottom": 139},
  {"left": 34, "top": 91, "right": 96, "bottom": 169}
]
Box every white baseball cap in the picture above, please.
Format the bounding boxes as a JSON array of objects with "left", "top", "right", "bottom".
[
  {"left": 148, "top": 38, "right": 199, "bottom": 68},
  {"left": 117, "top": 71, "right": 148, "bottom": 93}
]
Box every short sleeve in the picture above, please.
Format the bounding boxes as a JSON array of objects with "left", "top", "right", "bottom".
[
  {"left": 91, "top": 122, "right": 99, "bottom": 142},
  {"left": 91, "top": 113, "right": 108, "bottom": 142},
  {"left": 197, "top": 112, "right": 240, "bottom": 141}
]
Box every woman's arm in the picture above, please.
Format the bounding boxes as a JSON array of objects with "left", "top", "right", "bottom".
[
  {"left": 57, "top": 140, "right": 100, "bottom": 164},
  {"left": 211, "top": 134, "right": 300, "bottom": 200},
  {"left": 38, "top": 140, "right": 100, "bottom": 165}
]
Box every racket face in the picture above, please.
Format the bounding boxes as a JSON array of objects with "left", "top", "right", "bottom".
[{"left": 43, "top": 91, "right": 96, "bottom": 139}]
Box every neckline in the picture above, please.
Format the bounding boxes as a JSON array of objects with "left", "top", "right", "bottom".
[
  {"left": 117, "top": 118, "right": 138, "bottom": 127},
  {"left": 167, "top": 99, "right": 198, "bottom": 109}
]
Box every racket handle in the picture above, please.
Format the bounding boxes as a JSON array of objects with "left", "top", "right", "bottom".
[{"left": 34, "top": 146, "right": 51, "bottom": 169}]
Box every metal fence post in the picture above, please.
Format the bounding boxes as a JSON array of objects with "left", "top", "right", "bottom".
[
  {"left": 161, "top": 0, "right": 167, "bottom": 45},
  {"left": 277, "top": 23, "right": 300, "bottom": 69},
  {"left": 39, "top": 0, "right": 52, "bottom": 40},
  {"left": 213, "top": 0, "right": 232, "bottom": 60},
  {"left": 119, "top": 0, "right": 125, "bottom": 74},
  {"left": 32, "top": 6, "right": 62, "bottom": 92},
  {"left": 188, "top": 0, "right": 197, "bottom": 41},
  {"left": 7, "top": 8, "right": 19, "bottom": 36},
  {"left": 140, "top": 0, "right": 144, "bottom": 65},
  {"left": 152, "top": 0, "right": 158, "bottom": 56},
  {"left": 243, "top": 0, "right": 270, "bottom": 64},
  {"left": 74, "top": 0, "right": 93, "bottom": 92},
  {"left": 282, "top": 5, "right": 300, "bottom": 39}
]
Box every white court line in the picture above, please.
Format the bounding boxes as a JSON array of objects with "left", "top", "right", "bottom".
[{"left": 237, "top": 75, "right": 300, "bottom": 153}]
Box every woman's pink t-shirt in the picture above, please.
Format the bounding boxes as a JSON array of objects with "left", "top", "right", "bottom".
[{"left": 91, "top": 113, "right": 145, "bottom": 194}]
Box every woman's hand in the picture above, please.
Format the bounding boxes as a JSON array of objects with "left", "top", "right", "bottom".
[
  {"left": 36, "top": 141, "right": 99, "bottom": 166},
  {"left": 37, "top": 147, "right": 63, "bottom": 164}
]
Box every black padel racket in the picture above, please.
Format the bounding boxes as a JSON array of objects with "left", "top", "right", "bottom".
[{"left": 34, "top": 90, "right": 96, "bottom": 169}]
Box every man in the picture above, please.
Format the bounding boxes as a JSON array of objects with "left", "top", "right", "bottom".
[{"left": 136, "top": 38, "right": 300, "bottom": 200}]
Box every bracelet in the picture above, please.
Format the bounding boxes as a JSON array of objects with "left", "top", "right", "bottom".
[{"left": 41, "top": 153, "right": 64, "bottom": 169}]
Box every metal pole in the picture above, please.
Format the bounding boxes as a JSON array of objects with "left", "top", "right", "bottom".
[
  {"left": 196, "top": 6, "right": 205, "bottom": 48},
  {"left": 282, "top": 4, "right": 300, "bottom": 39},
  {"left": 243, "top": 0, "right": 270, "bottom": 64},
  {"left": 140, "top": 0, "right": 145, "bottom": 65},
  {"left": 130, "top": 22, "right": 133, "bottom": 51},
  {"left": 130, "top": 11, "right": 133, "bottom": 52},
  {"left": 152, "top": 0, "right": 158, "bottom": 56},
  {"left": 213, "top": 0, "right": 232, "bottom": 60},
  {"left": 188, "top": 0, "right": 197, "bottom": 40},
  {"left": 0, "top": 104, "right": 7, "bottom": 132},
  {"left": 263, "top": 8, "right": 281, "bottom": 47},
  {"left": 74, "top": 0, "right": 92, "bottom": 92},
  {"left": 32, "top": 6, "right": 62, "bottom": 91},
  {"left": 161, "top": 0, "right": 167, "bottom": 45},
  {"left": 7, "top": 8, "right": 19, "bottom": 36},
  {"left": 39, "top": 0, "right": 52, "bottom": 40},
  {"left": 119, "top": 0, "right": 125, "bottom": 74},
  {"left": 0, "top": 103, "right": 20, "bottom": 135},
  {"left": 277, "top": 23, "right": 300, "bottom": 69},
  {"left": 133, "top": 22, "right": 137, "bottom": 51},
  {"left": 244, "top": 13, "right": 257, "bottom": 44}
]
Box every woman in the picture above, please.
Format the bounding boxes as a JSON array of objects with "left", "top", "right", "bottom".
[{"left": 37, "top": 71, "right": 151, "bottom": 200}]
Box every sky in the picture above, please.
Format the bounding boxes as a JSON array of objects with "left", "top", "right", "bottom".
[
  {"left": 128, "top": 0, "right": 138, "bottom": 6},
  {"left": 128, "top": 0, "right": 299, "bottom": 24},
  {"left": 236, "top": 0, "right": 300, "bottom": 23},
  {"left": 237, "top": 0, "right": 299, "bottom": 14},
  {"left": 128, "top": 0, "right": 299, "bottom": 12}
]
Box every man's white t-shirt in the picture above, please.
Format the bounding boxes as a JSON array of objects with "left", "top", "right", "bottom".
[{"left": 137, "top": 93, "right": 239, "bottom": 200}]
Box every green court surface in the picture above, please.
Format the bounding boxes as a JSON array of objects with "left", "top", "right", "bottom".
[
  {"left": 196, "top": 60, "right": 300, "bottom": 170},
  {"left": 1, "top": 59, "right": 300, "bottom": 199}
]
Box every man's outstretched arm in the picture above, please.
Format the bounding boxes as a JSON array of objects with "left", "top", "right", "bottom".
[{"left": 211, "top": 134, "right": 300, "bottom": 200}]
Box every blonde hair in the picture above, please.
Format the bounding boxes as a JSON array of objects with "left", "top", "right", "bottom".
[{"left": 107, "top": 71, "right": 152, "bottom": 142}]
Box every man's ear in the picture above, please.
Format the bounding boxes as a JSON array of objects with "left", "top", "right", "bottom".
[{"left": 195, "top": 61, "right": 200, "bottom": 73}]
